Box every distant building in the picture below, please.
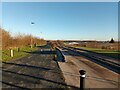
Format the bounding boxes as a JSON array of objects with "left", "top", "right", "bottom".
[{"left": 68, "top": 42, "right": 79, "bottom": 45}]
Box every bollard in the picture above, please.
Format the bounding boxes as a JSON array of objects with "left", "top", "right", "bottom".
[
  {"left": 79, "top": 70, "right": 86, "bottom": 90},
  {"left": 10, "top": 49, "right": 14, "bottom": 57},
  {"left": 17, "top": 47, "right": 20, "bottom": 52}
]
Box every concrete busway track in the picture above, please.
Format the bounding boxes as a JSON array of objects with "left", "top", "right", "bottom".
[
  {"left": 67, "top": 46, "right": 119, "bottom": 64},
  {"left": 62, "top": 46, "right": 120, "bottom": 74},
  {"left": 57, "top": 46, "right": 119, "bottom": 88}
]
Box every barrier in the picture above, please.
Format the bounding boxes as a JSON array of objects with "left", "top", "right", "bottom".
[{"left": 56, "top": 47, "right": 65, "bottom": 62}]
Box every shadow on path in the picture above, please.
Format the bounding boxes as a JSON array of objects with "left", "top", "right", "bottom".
[
  {"left": 2, "top": 61, "right": 60, "bottom": 74},
  {"left": 1, "top": 81, "right": 30, "bottom": 90},
  {"left": 23, "top": 50, "right": 56, "bottom": 55},
  {"left": 2, "top": 69, "right": 79, "bottom": 89}
]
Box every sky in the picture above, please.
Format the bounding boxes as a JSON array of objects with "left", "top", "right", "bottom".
[{"left": 2, "top": 2, "right": 118, "bottom": 41}]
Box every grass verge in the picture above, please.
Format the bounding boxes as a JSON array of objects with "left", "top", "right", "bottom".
[
  {"left": 2, "top": 44, "right": 45, "bottom": 62},
  {"left": 72, "top": 46, "right": 120, "bottom": 59}
]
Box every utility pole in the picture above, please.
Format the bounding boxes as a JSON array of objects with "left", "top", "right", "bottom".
[
  {"left": 31, "top": 36, "right": 33, "bottom": 48},
  {"left": 31, "top": 22, "right": 35, "bottom": 48}
]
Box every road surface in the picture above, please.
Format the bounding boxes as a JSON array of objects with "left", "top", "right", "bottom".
[{"left": 58, "top": 47, "right": 119, "bottom": 89}]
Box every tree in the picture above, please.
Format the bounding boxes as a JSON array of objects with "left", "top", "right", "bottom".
[
  {"left": 1, "top": 27, "right": 46, "bottom": 50},
  {"left": 1, "top": 28, "right": 12, "bottom": 49},
  {"left": 109, "top": 38, "right": 115, "bottom": 43}
]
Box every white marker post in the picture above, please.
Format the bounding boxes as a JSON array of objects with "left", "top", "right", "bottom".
[{"left": 10, "top": 49, "right": 14, "bottom": 57}]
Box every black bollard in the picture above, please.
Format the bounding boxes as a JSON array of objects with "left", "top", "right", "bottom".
[
  {"left": 18, "top": 47, "right": 20, "bottom": 52},
  {"left": 79, "top": 70, "right": 86, "bottom": 90}
]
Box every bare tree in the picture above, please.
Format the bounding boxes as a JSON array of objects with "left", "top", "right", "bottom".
[
  {"left": 1, "top": 28, "right": 46, "bottom": 50},
  {"left": 1, "top": 28, "right": 12, "bottom": 49}
]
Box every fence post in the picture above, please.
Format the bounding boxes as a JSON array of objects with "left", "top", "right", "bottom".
[
  {"left": 10, "top": 49, "right": 14, "bottom": 57},
  {"left": 79, "top": 70, "right": 86, "bottom": 90}
]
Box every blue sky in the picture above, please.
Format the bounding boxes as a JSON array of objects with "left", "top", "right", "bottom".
[{"left": 2, "top": 2, "right": 118, "bottom": 40}]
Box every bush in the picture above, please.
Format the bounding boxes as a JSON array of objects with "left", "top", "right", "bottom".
[{"left": 0, "top": 28, "right": 46, "bottom": 50}]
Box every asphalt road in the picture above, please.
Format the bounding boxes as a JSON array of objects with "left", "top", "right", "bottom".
[{"left": 2, "top": 45, "right": 68, "bottom": 89}]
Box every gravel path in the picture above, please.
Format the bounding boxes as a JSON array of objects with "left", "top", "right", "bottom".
[{"left": 2, "top": 45, "right": 68, "bottom": 89}]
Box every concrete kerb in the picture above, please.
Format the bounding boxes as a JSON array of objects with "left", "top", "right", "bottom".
[{"left": 56, "top": 47, "right": 66, "bottom": 62}]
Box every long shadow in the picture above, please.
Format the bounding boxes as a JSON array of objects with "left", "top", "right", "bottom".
[
  {"left": 2, "top": 69, "right": 79, "bottom": 89},
  {"left": 36, "top": 44, "right": 50, "bottom": 49},
  {"left": 2, "top": 62, "right": 61, "bottom": 74},
  {"left": 60, "top": 51, "right": 78, "bottom": 56},
  {"left": 99, "top": 53, "right": 119, "bottom": 60},
  {"left": 3, "top": 69, "right": 118, "bottom": 89},
  {"left": 61, "top": 47, "right": 120, "bottom": 74},
  {"left": 24, "top": 50, "right": 56, "bottom": 55},
  {"left": 2, "top": 61, "right": 79, "bottom": 77},
  {"left": 68, "top": 47, "right": 119, "bottom": 60},
  {"left": 1, "top": 81, "right": 30, "bottom": 90},
  {"left": 2, "top": 62, "right": 82, "bottom": 78}
]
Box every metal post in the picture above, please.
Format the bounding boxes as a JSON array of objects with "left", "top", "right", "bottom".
[
  {"left": 18, "top": 47, "right": 20, "bottom": 52},
  {"left": 79, "top": 70, "right": 86, "bottom": 90},
  {"left": 31, "top": 38, "right": 33, "bottom": 48},
  {"left": 30, "top": 22, "right": 35, "bottom": 48},
  {"left": 10, "top": 49, "right": 14, "bottom": 57}
]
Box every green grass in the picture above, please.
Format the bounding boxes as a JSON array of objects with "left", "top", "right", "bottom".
[
  {"left": 2, "top": 44, "right": 46, "bottom": 62},
  {"left": 72, "top": 46, "right": 120, "bottom": 59},
  {"left": 74, "top": 46, "right": 118, "bottom": 53}
]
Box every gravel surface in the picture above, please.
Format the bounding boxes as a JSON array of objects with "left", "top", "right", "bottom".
[{"left": 2, "top": 45, "right": 68, "bottom": 89}]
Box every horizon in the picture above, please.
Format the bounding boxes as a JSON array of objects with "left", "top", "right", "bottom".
[{"left": 2, "top": 2, "right": 118, "bottom": 41}]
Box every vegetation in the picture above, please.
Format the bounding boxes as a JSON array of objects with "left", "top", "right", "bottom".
[
  {"left": 109, "top": 38, "right": 115, "bottom": 43},
  {"left": 50, "top": 41, "right": 57, "bottom": 50},
  {"left": 2, "top": 46, "right": 38, "bottom": 61},
  {"left": 1, "top": 28, "right": 46, "bottom": 50},
  {"left": 72, "top": 46, "right": 119, "bottom": 59},
  {"left": 0, "top": 27, "right": 47, "bottom": 61}
]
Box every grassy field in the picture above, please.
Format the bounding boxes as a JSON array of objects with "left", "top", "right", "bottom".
[
  {"left": 72, "top": 46, "right": 119, "bottom": 59},
  {"left": 2, "top": 44, "right": 46, "bottom": 62}
]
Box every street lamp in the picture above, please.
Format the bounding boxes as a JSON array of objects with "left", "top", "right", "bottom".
[
  {"left": 31, "top": 22, "right": 35, "bottom": 48},
  {"left": 31, "top": 35, "right": 33, "bottom": 48}
]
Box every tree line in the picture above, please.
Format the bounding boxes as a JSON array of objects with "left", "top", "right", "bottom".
[{"left": 0, "top": 28, "right": 46, "bottom": 50}]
